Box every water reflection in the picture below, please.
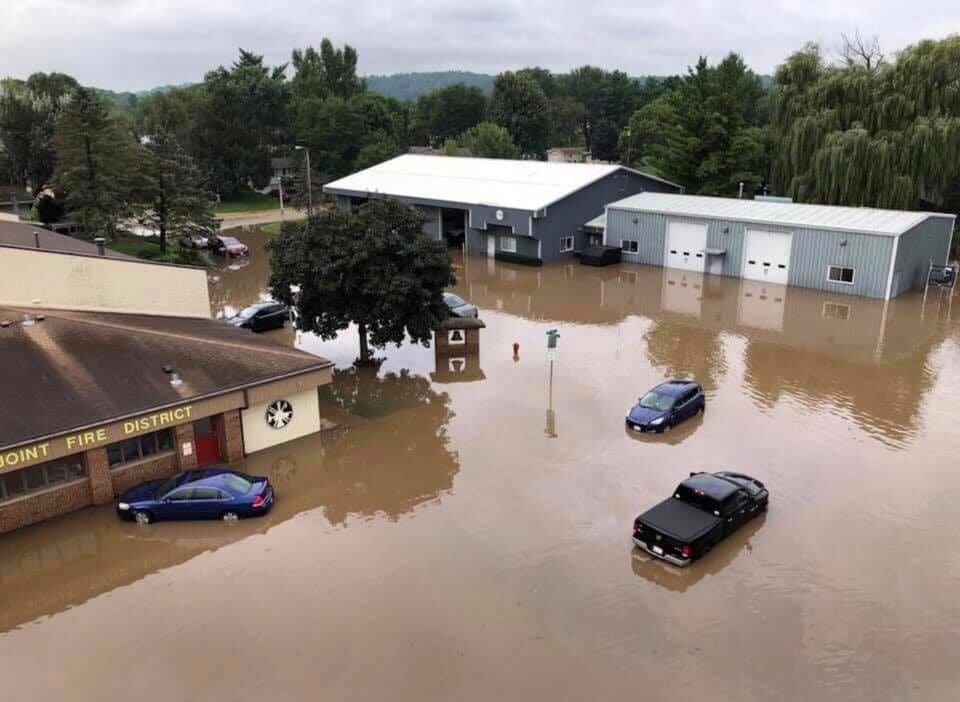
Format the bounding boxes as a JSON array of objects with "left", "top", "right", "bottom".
[
  {"left": 630, "top": 514, "right": 766, "bottom": 593},
  {"left": 622, "top": 412, "right": 705, "bottom": 446},
  {"left": 316, "top": 365, "right": 459, "bottom": 524}
]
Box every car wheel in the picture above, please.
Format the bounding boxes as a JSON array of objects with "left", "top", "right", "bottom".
[
  {"left": 699, "top": 405, "right": 705, "bottom": 414},
  {"left": 133, "top": 510, "right": 152, "bottom": 525},
  {"left": 662, "top": 423, "right": 672, "bottom": 433},
  {"left": 222, "top": 511, "right": 239, "bottom": 522}
]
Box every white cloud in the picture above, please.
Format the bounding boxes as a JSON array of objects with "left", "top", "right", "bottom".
[{"left": 3, "top": 0, "right": 958, "bottom": 90}]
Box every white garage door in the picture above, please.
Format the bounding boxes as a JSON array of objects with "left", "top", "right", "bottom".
[
  {"left": 743, "top": 229, "right": 792, "bottom": 284},
  {"left": 665, "top": 221, "right": 707, "bottom": 272}
]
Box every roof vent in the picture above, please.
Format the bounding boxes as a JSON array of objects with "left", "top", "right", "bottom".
[
  {"left": 170, "top": 373, "right": 183, "bottom": 387},
  {"left": 0, "top": 320, "right": 10, "bottom": 328},
  {"left": 21, "top": 314, "right": 35, "bottom": 326},
  {"left": 93, "top": 237, "right": 106, "bottom": 256}
]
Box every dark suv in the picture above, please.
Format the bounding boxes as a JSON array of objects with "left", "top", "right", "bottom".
[{"left": 226, "top": 301, "right": 290, "bottom": 332}]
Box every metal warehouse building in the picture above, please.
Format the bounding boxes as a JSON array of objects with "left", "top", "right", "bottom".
[
  {"left": 324, "top": 154, "right": 682, "bottom": 264},
  {"left": 601, "top": 193, "right": 956, "bottom": 299}
]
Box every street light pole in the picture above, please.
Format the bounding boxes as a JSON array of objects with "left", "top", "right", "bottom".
[{"left": 295, "top": 145, "right": 313, "bottom": 216}]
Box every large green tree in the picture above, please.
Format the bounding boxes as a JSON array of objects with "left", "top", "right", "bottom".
[
  {"left": 192, "top": 50, "right": 289, "bottom": 196},
  {"left": 290, "top": 40, "right": 364, "bottom": 102},
  {"left": 412, "top": 83, "right": 487, "bottom": 146},
  {"left": 293, "top": 92, "right": 402, "bottom": 178},
  {"left": 558, "top": 66, "right": 640, "bottom": 157},
  {"left": 771, "top": 37, "right": 960, "bottom": 209},
  {"left": 457, "top": 121, "right": 520, "bottom": 159},
  {"left": 619, "top": 53, "right": 769, "bottom": 195},
  {"left": 267, "top": 199, "right": 455, "bottom": 364},
  {"left": 53, "top": 87, "right": 142, "bottom": 237},
  {"left": 488, "top": 71, "right": 549, "bottom": 156},
  {"left": 0, "top": 72, "right": 78, "bottom": 189},
  {"left": 137, "top": 130, "right": 216, "bottom": 253}
]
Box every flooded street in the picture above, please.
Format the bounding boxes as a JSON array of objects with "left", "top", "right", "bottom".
[{"left": 3, "top": 227, "right": 960, "bottom": 701}]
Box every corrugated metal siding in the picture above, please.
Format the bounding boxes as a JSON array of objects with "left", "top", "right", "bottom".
[
  {"left": 604, "top": 208, "right": 667, "bottom": 265},
  {"left": 532, "top": 171, "right": 679, "bottom": 262},
  {"left": 787, "top": 229, "right": 893, "bottom": 298},
  {"left": 606, "top": 208, "right": 899, "bottom": 298},
  {"left": 703, "top": 218, "right": 747, "bottom": 277},
  {"left": 892, "top": 217, "right": 955, "bottom": 296}
]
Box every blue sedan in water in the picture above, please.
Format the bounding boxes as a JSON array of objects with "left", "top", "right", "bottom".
[
  {"left": 115, "top": 468, "right": 275, "bottom": 524},
  {"left": 626, "top": 379, "right": 705, "bottom": 433}
]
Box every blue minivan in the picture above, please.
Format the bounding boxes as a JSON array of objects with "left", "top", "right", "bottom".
[{"left": 626, "top": 379, "right": 705, "bottom": 433}]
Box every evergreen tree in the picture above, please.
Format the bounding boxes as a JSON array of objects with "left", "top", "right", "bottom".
[
  {"left": 138, "top": 130, "right": 216, "bottom": 253},
  {"left": 53, "top": 87, "right": 142, "bottom": 237},
  {"left": 488, "top": 71, "right": 549, "bottom": 156}
]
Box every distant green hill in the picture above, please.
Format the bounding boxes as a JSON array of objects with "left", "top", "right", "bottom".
[
  {"left": 365, "top": 71, "right": 495, "bottom": 101},
  {"left": 364, "top": 71, "right": 774, "bottom": 102}
]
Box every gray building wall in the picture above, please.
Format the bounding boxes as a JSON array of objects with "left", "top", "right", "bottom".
[
  {"left": 787, "top": 228, "right": 893, "bottom": 299},
  {"left": 604, "top": 209, "right": 906, "bottom": 298},
  {"left": 891, "top": 216, "right": 955, "bottom": 296},
  {"left": 532, "top": 170, "right": 680, "bottom": 263}
]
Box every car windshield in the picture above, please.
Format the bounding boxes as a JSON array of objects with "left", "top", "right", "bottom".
[
  {"left": 221, "top": 237, "right": 239, "bottom": 245},
  {"left": 237, "top": 305, "right": 261, "bottom": 319},
  {"left": 638, "top": 391, "right": 674, "bottom": 412},
  {"left": 445, "top": 294, "right": 467, "bottom": 308},
  {"left": 223, "top": 473, "right": 254, "bottom": 494}
]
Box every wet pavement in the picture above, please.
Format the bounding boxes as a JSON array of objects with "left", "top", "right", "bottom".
[{"left": 3, "top": 226, "right": 960, "bottom": 701}]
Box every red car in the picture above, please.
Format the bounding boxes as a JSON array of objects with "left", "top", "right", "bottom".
[{"left": 213, "top": 235, "right": 249, "bottom": 257}]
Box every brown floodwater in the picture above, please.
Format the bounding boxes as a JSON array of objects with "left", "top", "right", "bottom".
[{"left": 3, "top": 227, "right": 960, "bottom": 701}]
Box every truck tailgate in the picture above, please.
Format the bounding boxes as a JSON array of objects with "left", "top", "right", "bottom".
[{"left": 636, "top": 499, "right": 720, "bottom": 543}]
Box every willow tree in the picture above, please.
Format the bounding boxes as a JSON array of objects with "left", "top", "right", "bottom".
[{"left": 770, "top": 37, "right": 960, "bottom": 209}]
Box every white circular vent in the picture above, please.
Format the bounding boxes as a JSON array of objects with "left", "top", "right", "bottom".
[
  {"left": 495, "top": 209, "right": 504, "bottom": 221},
  {"left": 265, "top": 399, "right": 293, "bottom": 429}
]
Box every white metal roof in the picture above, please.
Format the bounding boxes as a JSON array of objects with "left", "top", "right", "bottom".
[
  {"left": 607, "top": 192, "right": 955, "bottom": 237},
  {"left": 324, "top": 154, "right": 678, "bottom": 212}
]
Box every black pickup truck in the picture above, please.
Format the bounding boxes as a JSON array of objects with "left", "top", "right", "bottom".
[{"left": 632, "top": 472, "right": 768, "bottom": 567}]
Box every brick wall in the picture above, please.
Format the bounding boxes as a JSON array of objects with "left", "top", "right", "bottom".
[
  {"left": 0, "top": 480, "right": 93, "bottom": 534},
  {"left": 173, "top": 423, "right": 198, "bottom": 471},
  {"left": 222, "top": 409, "right": 245, "bottom": 464},
  {"left": 86, "top": 447, "right": 114, "bottom": 505},
  {"left": 109, "top": 452, "right": 180, "bottom": 495}
]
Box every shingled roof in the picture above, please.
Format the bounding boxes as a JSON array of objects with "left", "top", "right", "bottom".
[
  {"left": 0, "top": 219, "right": 136, "bottom": 260},
  {"left": 0, "top": 307, "right": 332, "bottom": 448}
]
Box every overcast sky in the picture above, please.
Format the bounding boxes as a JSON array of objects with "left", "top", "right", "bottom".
[{"left": 3, "top": 1, "right": 957, "bottom": 91}]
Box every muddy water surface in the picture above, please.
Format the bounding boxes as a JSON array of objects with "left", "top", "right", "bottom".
[{"left": 2, "top": 229, "right": 960, "bottom": 701}]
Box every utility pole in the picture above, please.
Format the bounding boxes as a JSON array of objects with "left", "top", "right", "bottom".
[
  {"left": 296, "top": 145, "right": 313, "bottom": 216},
  {"left": 278, "top": 177, "right": 285, "bottom": 222}
]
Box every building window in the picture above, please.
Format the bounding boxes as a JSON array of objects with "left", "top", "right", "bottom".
[
  {"left": 106, "top": 430, "right": 174, "bottom": 469},
  {"left": 0, "top": 455, "right": 85, "bottom": 503},
  {"left": 500, "top": 236, "right": 517, "bottom": 253},
  {"left": 827, "top": 266, "right": 855, "bottom": 285},
  {"left": 560, "top": 236, "right": 574, "bottom": 253},
  {"left": 622, "top": 239, "right": 639, "bottom": 253}
]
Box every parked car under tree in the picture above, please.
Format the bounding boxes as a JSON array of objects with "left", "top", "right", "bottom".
[{"left": 227, "top": 301, "right": 291, "bottom": 332}]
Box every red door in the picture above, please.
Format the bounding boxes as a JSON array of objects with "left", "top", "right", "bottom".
[{"left": 194, "top": 416, "right": 223, "bottom": 465}]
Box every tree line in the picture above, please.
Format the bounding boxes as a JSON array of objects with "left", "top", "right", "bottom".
[{"left": 2, "top": 33, "right": 960, "bottom": 245}]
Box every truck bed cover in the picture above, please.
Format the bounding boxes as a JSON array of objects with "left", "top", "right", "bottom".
[{"left": 638, "top": 498, "right": 721, "bottom": 542}]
